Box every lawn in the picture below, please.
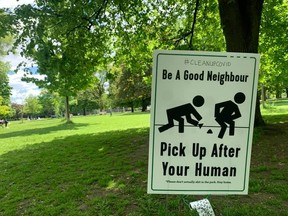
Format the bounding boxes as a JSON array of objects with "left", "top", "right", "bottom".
[
  {"left": 0, "top": 111, "right": 287, "bottom": 215},
  {"left": 261, "top": 98, "right": 288, "bottom": 116}
]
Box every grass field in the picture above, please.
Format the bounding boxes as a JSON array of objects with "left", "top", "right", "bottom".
[
  {"left": 0, "top": 110, "right": 287, "bottom": 215},
  {"left": 261, "top": 98, "right": 288, "bottom": 116}
]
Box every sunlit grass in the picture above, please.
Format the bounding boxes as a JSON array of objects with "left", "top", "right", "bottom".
[
  {"left": 0, "top": 113, "right": 149, "bottom": 155},
  {"left": 0, "top": 111, "right": 287, "bottom": 215},
  {"left": 261, "top": 98, "right": 288, "bottom": 115}
]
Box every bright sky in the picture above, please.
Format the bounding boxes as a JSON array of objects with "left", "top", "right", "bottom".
[
  {"left": 9, "top": 72, "right": 44, "bottom": 104},
  {"left": 0, "top": 0, "right": 39, "bottom": 104},
  {"left": 0, "top": 0, "right": 35, "bottom": 9}
]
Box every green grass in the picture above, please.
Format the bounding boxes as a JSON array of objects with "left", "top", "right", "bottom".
[
  {"left": 261, "top": 98, "right": 288, "bottom": 115},
  {"left": 0, "top": 112, "right": 287, "bottom": 215}
]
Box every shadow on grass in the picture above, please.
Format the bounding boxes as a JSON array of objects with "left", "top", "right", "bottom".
[
  {"left": 0, "top": 122, "right": 90, "bottom": 139},
  {"left": 0, "top": 127, "right": 152, "bottom": 215},
  {"left": 264, "top": 98, "right": 288, "bottom": 106},
  {"left": 121, "top": 112, "right": 150, "bottom": 116},
  {"left": 263, "top": 113, "right": 288, "bottom": 124},
  {"left": 1, "top": 123, "right": 287, "bottom": 215}
]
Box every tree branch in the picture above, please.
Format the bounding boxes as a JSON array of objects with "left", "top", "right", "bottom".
[
  {"left": 189, "top": 0, "right": 200, "bottom": 49},
  {"left": 173, "top": 0, "right": 200, "bottom": 49},
  {"left": 65, "top": 0, "right": 109, "bottom": 36}
]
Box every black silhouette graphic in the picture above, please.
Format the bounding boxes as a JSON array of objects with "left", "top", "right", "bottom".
[
  {"left": 158, "top": 95, "right": 204, "bottom": 133},
  {"left": 207, "top": 129, "right": 213, "bottom": 134},
  {"left": 214, "top": 92, "right": 246, "bottom": 139}
]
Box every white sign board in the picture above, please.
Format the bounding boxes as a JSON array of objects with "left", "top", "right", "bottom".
[{"left": 148, "top": 50, "right": 260, "bottom": 195}]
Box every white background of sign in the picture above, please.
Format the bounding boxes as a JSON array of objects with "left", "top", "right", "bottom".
[{"left": 148, "top": 50, "right": 260, "bottom": 195}]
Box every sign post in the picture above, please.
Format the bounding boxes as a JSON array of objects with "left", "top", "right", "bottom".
[{"left": 148, "top": 50, "right": 260, "bottom": 195}]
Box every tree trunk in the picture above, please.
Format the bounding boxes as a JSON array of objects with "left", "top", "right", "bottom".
[
  {"left": 64, "top": 95, "right": 71, "bottom": 122},
  {"left": 275, "top": 92, "right": 280, "bottom": 99},
  {"left": 261, "top": 86, "right": 266, "bottom": 108},
  {"left": 276, "top": 89, "right": 282, "bottom": 99},
  {"left": 261, "top": 86, "right": 267, "bottom": 102},
  {"left": 131, "top": 102, "right": 134, "bottom": 113},
  {"left": 21, "top": 105, "right": 24, "bottom": 123},
  {"left": 141, "top": 98, "right": 148, "bottom": 112},
  {"left": 218, "top": 0, "right": 265, "bottom": 127}
]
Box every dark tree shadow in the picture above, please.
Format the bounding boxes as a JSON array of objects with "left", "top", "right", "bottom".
[
  {"left": 262, "top": 113, "right": 288, "bottom": 124},
  {"left": 0, "top": 128, "right": 149, "bottom": 215},
  {"left": 0, "top": 122, "right": 90, "bottom": 139}
]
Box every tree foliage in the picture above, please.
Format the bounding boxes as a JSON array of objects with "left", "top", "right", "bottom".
[
  {"left": 23, "top": 95, "right": 43, "bottom": 117},
  {"left": 0, "top": 96, "right": 12, "bottom": 118},
  {"left": 110, "top": 67, "right": 151, "bottom": 112},
  {"left": 11, "top": 1, "right": 226, "bottom": 112},
  {"left": 0, "top": 61, "right": 11, "bottom": 105},
  {"left": 38, "top": 90, "right": 64, "bottom": 117},
  {"left": 110, "top": 0, "right": 226, "bottom": 112},
  {"left": 12, "top": 1, "right": 113, "bottom": 121},
  {"left": 9, "top": 0, "right": 287, "bottom": 124},
  {"left": 0, "top": 9, "right": 13, "bottom": 37},
  {"left": 69, "top": 71, "right": 110, "bottom": 115},
  {"left": 11, "top": 103, "right": 23, "bottom": 119},
  {"left": 0, "top": 10, "right": 13, "bottom": 106},
  {"left": 259, "top": 0, "right": 288, "bottom": 98}
]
